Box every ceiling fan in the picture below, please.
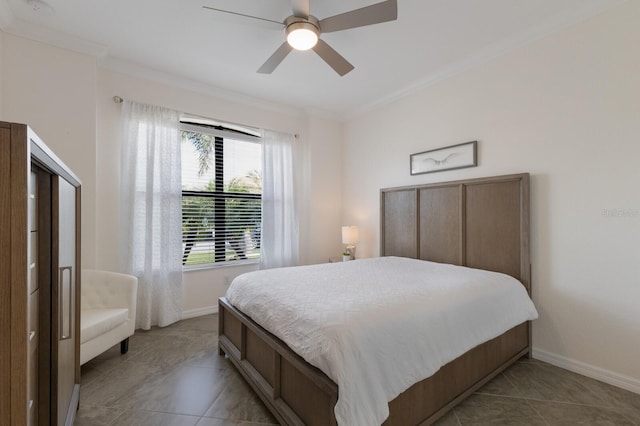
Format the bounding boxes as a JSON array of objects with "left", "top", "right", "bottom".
[{"left": 203, "top": 0, "right": 398, "bottom": 76}]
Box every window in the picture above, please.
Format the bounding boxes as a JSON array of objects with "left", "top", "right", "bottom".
[{"left": 181, "top": 120, "right": 262, "bottom": 267}]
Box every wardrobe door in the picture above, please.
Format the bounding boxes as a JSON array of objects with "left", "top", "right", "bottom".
[
  {"left": 34, "top": 164, "right": 52, "bottom": 426},
  {"left": 27, "top": 170, "right": 39, "bottom": 426},
  {"left": 0, "top": 125, "right": 9, "bottom": 422},
  {"left": 54, "top": 177, "right": 77, "bottom": 425}
]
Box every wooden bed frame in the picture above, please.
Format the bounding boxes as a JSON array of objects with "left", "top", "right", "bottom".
[{"left": 218, "top": 173, "right": 531, "bottom": 425}]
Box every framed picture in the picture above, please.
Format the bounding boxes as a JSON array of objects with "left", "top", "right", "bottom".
[{"left": 410, "top": 140, "right": 477, "bottom": 175}]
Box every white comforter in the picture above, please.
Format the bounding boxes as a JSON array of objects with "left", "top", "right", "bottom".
[{"left": 226, "top": 256, "right": 538, "bottom": 426}]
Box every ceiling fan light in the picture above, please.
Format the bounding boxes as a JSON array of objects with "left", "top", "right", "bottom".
[{"left": 286, "top": 22, "right": 319, "bottom": 51}]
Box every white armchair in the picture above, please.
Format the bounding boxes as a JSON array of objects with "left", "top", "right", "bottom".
[{"left": 80, "top": 269, "right": 138, "bottom": 365}]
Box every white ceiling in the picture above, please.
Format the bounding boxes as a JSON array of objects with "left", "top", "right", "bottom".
[{"left": 0, "top": 0, "right": 625, "bottom": 117}]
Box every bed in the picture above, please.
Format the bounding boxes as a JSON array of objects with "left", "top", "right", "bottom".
[{"left": 218, "top": 173, "right": 534, "bottom": 425}]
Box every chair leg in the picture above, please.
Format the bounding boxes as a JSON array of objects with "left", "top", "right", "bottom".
[{"left": 120, "top": 337, "right": 129, "bottom": 354}]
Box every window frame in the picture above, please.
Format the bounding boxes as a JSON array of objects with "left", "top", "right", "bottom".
[{"left": 180, "top": 121, "right": 262, "bottom": 270}]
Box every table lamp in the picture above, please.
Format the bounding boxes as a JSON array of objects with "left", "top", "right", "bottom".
[{"left": 341, "top": 225, "right": 359, "bottom": 260}]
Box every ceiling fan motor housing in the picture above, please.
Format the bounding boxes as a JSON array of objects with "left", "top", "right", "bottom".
[{"left": 285, "top": 15, "right": 320, "bottom": 50}]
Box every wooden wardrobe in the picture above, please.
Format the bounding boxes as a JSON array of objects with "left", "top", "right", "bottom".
[{"left": 0, "top": 122, "right": 81, "bottom": 425}]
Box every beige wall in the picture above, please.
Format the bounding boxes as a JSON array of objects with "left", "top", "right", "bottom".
[
  {"left": 4, "top": 0, "right": 637, "bottom": 394},
  {"left": 95, "top": 69, "right": 343, "bottom": 315},
  {"left": 1, "top": 33, "right": 98, "bottom": 268},
  {"left": 305, "top": 116, "right": 345, "bottom": 263},
  {"left": 0, "top": 33, "right": 343, "bottom": 317},
  {"left": 343, "top": 2, "right": 640, "bottom": 391}
]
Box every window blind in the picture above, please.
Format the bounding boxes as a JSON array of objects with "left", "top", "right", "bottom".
[{"left": 181, "top": 126, "right": 262, "bottom": 267}]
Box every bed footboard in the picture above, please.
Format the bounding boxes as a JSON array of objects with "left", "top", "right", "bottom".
[
  {"left": 218, "top": 297, "right": 338, "bottom": 426},
  {"left": 218, "top": 297, "right": 529, "bottom": 426}
]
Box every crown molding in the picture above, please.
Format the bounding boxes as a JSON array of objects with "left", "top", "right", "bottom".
[
  {"left": 102, "top": 55, "right": 342, "bottom": 122},
  {"left": 301, "top": 106, "right": 343, "bottom": 122},
  {"left": 1, "top": 0, "right": 339, "bottom": 123},
  {"left": 345, "top": 0, "right": 627, "bottom": 121},
  {"left": 99, "top": 56, "right": 317, "bottom": 120},
  {"left": 3, "top": 17, "right": 108, "bottom": 57},
  {"left": 3, "top": 0, "right": 624, "bottom": 123}
]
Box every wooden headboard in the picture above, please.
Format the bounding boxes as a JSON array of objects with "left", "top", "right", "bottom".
[{"left": 380, "top": 173, "right": 530, "bottom": 294}]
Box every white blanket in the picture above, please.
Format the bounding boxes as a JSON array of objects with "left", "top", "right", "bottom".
[{"left": 226, "top": 256, "right": 538, "bottom": 425}]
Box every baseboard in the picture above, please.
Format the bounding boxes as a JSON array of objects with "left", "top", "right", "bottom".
[
  {"left": 533, "top": 347, "right": 640, "bottom": 395},
  {"left": 182, "top": 305, "right": 218, "bottom": 319}
]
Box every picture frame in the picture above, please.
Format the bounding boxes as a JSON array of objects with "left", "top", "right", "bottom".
[{"left": 410, "top": 140, "right": 477, "bottom": 175}]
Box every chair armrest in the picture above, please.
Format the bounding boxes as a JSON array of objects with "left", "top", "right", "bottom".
[{"left": 81, "top": 269, "right": 138, "bottom": 315}]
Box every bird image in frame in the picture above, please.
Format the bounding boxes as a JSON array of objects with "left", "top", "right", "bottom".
[{"left": 420, "top": 152, "right": 458, "bottom": 167}]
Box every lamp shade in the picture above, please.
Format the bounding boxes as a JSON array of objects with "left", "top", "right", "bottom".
[{"left": 341, "top": 226, "right": 359, "bottom": 245}]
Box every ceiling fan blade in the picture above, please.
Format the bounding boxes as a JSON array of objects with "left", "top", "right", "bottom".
[
  {"left": 319, "top": 0, "right": 397, "bottom": 33},
  {"left": 257, "top": 42, "right": 294, "bottom": 74},
  {"left": 312, "top": 39, "right": 354, "bottom": 76},
  {"left": 291, "top": 0, "right": 310, "bottom": 18},
  {"left": 202, "top": 6, "right": 284, "bottom": 29}
]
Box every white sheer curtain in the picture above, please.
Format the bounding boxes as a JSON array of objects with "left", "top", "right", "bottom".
[
  {"left": 119, "top": 100, "right": 183, "bottom": 329},
  {"left": 260, "top": 130, "right": 299, "bottom": 269}
]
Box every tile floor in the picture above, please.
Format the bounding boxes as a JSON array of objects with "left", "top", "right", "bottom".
[{"left": 76, "top": 315, "right": 640, "bottom": 425}]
